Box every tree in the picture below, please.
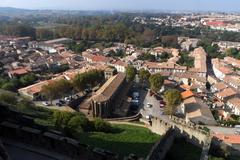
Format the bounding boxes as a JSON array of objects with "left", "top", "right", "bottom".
[
  {"left": 206, "top": 82, "right": 211, "bottom": 91},
  {"left": 0, "top": 92, "right": 17, "bottom": 105},
  {"left": 138, "top": 53, "right": 156, "bottom": 62},
  {"left": 161, "top": 36, "right": 179, "bottom": 48},
  {"left": 67, "top": 114, "right": 89, "bottom": 132},
  {"left": 164, "top": 89, "right": 182, "bottom": 115},
  {"left": 1, "top": 82, "right": 16, "bottom": 91},
  {"left": 226, "top": 48, "right": 240, "bottom": 59},
  {"left": 177, "top": 52, "right": 194, "bottom": 67},
  {"left": 55, "top": 79, "right": 73, "bottom": 98},
  {"left": 66, "top": 116, "right": 84, "bottom": 137},
  {"left": 41, "top": 83, "right": 59, "bottom": 105},
  {"left": 20, "top": 73, "right": 38, "bottom": 87},
  {"left": 72, "top": 70, "right": 104, "bottom": 92},
  {"left": 53, "top": 111, "right": 75, "bottom": 130},
  {"left": 149, "top": 73, "right": 164, "bottom": 93},
  {"left": 126, "top": 65, "right": 136, "bottom": 82},
  {"left": 158, "top": 52, "right": 173, "bottom": 62},
  {"left": 139, "top": 68, "right": 150, "bottom": 85},
  {"left": 94, "top": 118, "right": 112, "bottom": 133}
]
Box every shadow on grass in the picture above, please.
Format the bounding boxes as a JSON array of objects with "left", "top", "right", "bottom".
[
  {"left": 109, "top": 127, "right": 125, "bottom": 134},
  {"left": 78, "top": 133, "right": 157, "bottom": 159},
  {"left": 164, "top": 138, "right": 202, "bottom": 160}
]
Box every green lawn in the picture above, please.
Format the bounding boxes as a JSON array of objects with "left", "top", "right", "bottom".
[{"left": 77, "top": 124, "right": 160, "bottom": 158}]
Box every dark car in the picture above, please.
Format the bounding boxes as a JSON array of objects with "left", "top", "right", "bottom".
[
  {"left": 160, "top": 100, "right": 166, "bottom": 104},
  {"left": 155, "top": 95, "right": 163, "bottom": 100},
  {"left": 150, "top": 90, "right": 154, "bottom": 96}
]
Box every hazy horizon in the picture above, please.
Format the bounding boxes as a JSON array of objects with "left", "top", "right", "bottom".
[{"left": 0, "top": 0, "right": 240, "bottom": 12}]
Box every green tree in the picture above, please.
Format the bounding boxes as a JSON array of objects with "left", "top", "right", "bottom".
[
  {"left": 1, "top": 82, "right": 16, "bottom": 91},
  {"left": 73, "top": 70, "right": 103, "bottom": 92},
  {"left": 94, "top": 118, "right": 112, "bottom": 133},
  {"left": 20, "top": 73, "right": 38, "bottom": 87},
  {"left": 53, "top": 111, "right": 75, "bottom": 130},
  {"left": 138, "top": 53, "right": 156, "bottom": 62},
  {"left": 0, "top": 92, "right": 17, "bottom": 105},
  {"left": 177, "top": 52, "right": 194, "bottom": 67},
  {"left": 139, "top": 68, "right": 150, "bottom": 85},
  {"left": 149, "top": 73, "right": 164, "bottom": 93},
  {"left": 164, "top": 89, "right": 182, "bottom": 115},
  {"left": 55, "top": 79, "right": 73, "bottom": 98},
  {"left": 206, "top": 82, "right": 211, "bottom": 91},
  {"left": 226, "top": 48, "right": 240, "bottom": 59},
  {"left": 66, "top": 116, "right": 84, "bottom": 137},
  {"left": 41, "top": 83, "right": 59, "bottom": 105},
  {"left": 126, "top": 65, "right": 136, "bottom": 82}
]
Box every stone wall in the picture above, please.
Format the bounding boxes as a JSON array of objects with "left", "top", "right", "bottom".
[
  {"left": 0, "top": 121, "right": 118, "bottom": 160},
  {"left": 148, "top": 116, "right": 211, "bottom": 146},
  {"left": 146, "top": 116, "right": 212, "bottom": 160},
  {"left": 146, "top": 129, "right": 176, "bottom": 160},
  {"left": 0, "top": 139, "right": 10, "bottom": 160}
]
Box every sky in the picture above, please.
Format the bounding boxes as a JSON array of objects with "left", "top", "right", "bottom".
[{"left": 0, "top": 0, "right": 240, "bottom": 12}]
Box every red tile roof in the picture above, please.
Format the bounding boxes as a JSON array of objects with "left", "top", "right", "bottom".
[
  {"left": 9, "top": 68, "right": 29, "bottom": 75},
  {"left": 214, "top": 134, "right": 240, "bottom": 144},
  {"left": 181, "top": 90, "right": 194, "bottom": 99}
]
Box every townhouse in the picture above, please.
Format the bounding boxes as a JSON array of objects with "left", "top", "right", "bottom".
[
  {"left": 227, "top": 97, "right": 240, "bottom": 116},
  {"left": 215, "top": 88, "right": 237, "bottom": 101},
  {"left": 212, "top": 58, "right": 234, "bottom": 80}
]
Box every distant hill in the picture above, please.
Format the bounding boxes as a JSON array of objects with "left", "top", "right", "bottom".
[
  {"left": 0, "top": 7, "right": 114, "bottom": 17},
  {"left": 0, "top": 7, "right": 32, "bottom": 14}
]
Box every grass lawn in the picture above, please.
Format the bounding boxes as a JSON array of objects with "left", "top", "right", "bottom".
[{"left": 77, "top": 124, "right": 160, "bottom": 158}]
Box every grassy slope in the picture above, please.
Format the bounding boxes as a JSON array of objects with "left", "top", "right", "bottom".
[{"left": 77, "top": 124, "right": 160, "bottom": 158}]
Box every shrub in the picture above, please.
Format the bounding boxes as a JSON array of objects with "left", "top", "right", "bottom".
[
  {"left": 53, "top": 111, "right": 75, "bottom": 129},
  {"left": 68, "top": 114, "right": 90, "bottom": 131},
  {"left": 16, "top": 99, "right": 35, "bottom": 111},
  {"left": 94, "top": 118, "right": 112, "bottom": 133},
  {"left": 65, "top": 116, "right": 85, "bottom": 137},
  {"left": 0, "top": 92, "right": 17, "bottom": 105}
]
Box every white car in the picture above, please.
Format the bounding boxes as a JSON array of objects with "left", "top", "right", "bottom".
[
  {"left": 145, "top": 115, "right": 152, "bottom": 120},
  {"left": 147, "top": 103, "right": 152, "bottom": 108},
  {"left": 42, "top": 101, "right": 49, "bottom": 106},
  {"left": 64, "top": 97, "right": 71, "bottom": 102}
]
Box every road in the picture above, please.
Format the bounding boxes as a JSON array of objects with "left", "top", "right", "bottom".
[
  {"left": 207, "top": 126, "right": 237, "bottom": 135},
  {"left": 34, "top": 101, "right": 75, "bottom": 112}
]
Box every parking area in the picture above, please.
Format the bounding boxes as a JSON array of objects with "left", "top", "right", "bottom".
[{"left": 140, "top": 90, "right": 164, "bottom": 120}]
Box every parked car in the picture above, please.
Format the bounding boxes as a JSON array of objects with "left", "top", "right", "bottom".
[
  {"left": 150, "top": 90, "right": 154, "bottom": 96},
  {"left": 55, "top": 100, "right": 64, "bottom": 106},
  {"left": 146, "top": 115, "right": 153, "bottom": 120},
  {"left": 147, "top": 103, "right": 152, "bottom": 108},
  {"left": 155, "top": 94, "right": 163, "bottom": 100},
  {"left": 64, "top": 97, "right": 71, "bottom": 102},
  {"left": 42, "top": 101, "right": 50, "bottom": 106},
  {"left": 133, "top": 92, "right": 140, "bottom": 99},
  {"left": 160, "top": 104, "right": 165, "bottom": 108},
  {"left": 160, "top": 100, "right": 166, "bottom": 104},
  {"left": 131, "top": 99, "right": 139, "bottom": 106},
  {"left": 234, "top": 130, "right": 240, "bottom": 135}
]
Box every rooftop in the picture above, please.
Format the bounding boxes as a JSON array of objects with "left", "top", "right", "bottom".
[
  {"left": 91, "top": 73, "right": 126, "bottom": 102},
  {"left": 181, "top": 90, "right": 194, "bottom": 99},
  {"left": 216, "top": 88, "right": 237, "bottom": 99},
  {"left": 214, "top": 134, "right": 240, "bottom": 144}
]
